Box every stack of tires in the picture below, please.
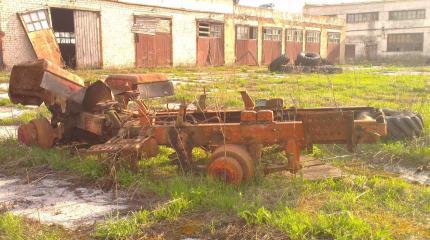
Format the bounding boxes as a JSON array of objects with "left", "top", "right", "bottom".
[
  {"left": 268, "top": 52, "right": 342, "bottom": 74},
  {"left": 268, "top": 54, "right": 291, "bottom": 72}
]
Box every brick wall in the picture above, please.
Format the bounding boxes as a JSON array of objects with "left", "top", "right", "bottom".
[{"left": 0, "top": 0, "right": 225, "bottom": 69}]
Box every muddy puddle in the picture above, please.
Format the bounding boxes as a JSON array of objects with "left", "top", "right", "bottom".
[
  {"left": 0, "top": 175, "right": 129, "bottom": 229},
  {"left": 384, "top": 165, "right": 430, "bottom": 185}
]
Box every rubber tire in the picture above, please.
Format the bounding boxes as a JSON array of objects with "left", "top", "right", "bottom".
[
  {"left": 269, "top": 54, "right": 290, "bottom": 72},
  {"left": 383, "top": 109, "right": 424, "bottom": 140},
  {"left": 321, "top": 58, "right": 334, "bottom": 66},
  {"left": 209, "top": 145, "right": 255, "bottom": 180},
  {"left": 296, "top": 52, "right": 321, "bottom": 67}
]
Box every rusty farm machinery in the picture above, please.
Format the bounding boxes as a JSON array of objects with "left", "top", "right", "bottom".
[{"left": 9, "top": 59, "right": 387, "bottom": 185}]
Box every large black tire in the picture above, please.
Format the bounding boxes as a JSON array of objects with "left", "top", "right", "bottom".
[
  {"left": 269, "top": 54, "right": 290, "bottom": 72},
  {"left": 321, "top": 58, "right": 334, "bottom": 66},
  {"left": 295, "top": 52, "right": 321, "bottom": 67},
  {"left": 383, "top": 109, "right": 424, "bottom": 140}
]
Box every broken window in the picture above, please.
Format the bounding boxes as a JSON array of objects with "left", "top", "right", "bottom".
[
  {"left": 237, "top": 26, "right": 257, "bottom": 40},
  {"left": 328, "top": 32, "right": 340, "bottom": 44},
  {"left": 198, "top": 22, "right": 223, "bottom": 38},
  {"left": 306, "top": 31, "right": 320, "bottom": 43},
  {"left": 21, "top": 10, "right": 50, "bottom": 32},
  {"left": 263, "top": 28, "right": 281, "bottom": 41},
  {"left": 55, "top": 32, "right": 76, "bottom": 44},
  {"left": 389, "top": 9, "right": 425, "bottom": 20},
  {"left": 286, "top": 29, "right": 303, "bottom": 42},
  {"left": 132, "top": 17, "right": 171, "bottom": 35},
  {"left": 387, "top": 33, "right": 424, "bottom": 52},
  {"left": 346, "top": 12, "right": 379, "bottom": 23}
]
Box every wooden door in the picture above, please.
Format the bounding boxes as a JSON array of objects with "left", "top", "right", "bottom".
[
  {"left": 235, "top": 25, "right": 258, "bottom": 65},
  {"left": 305, "top": 31, "right": 321, "bottom": 54},
  {"left": 262, "top": 27, "right": 282, "bottom": 65},
  {"left": 327, "top": 32, "right": 340, "bottom": 63},
  {"left": 345, "top": 44, "right": 356, "bottom": 60},
  {"left": 74, "top": 10, "right": 102, "bottom": 69},
  {"left": 18, "top": 9, "right": 64, "bottom": 66},
  {"left": 134, "top": 17, "right": 172, "bottom": 68},
  {"left": 197, "top": 22, "right": 224, "bottom": 66},
  {"left": 285, "top": 29, "right": 303, "bottom": 63}
]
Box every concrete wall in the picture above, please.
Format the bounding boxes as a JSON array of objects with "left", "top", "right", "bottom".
[{"left": 304, "top": 0, "right": 430, "bottom": 62}]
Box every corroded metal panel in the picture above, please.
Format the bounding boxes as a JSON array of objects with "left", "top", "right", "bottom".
[
  {"left": 197, "top": 22, "right": 224, "bottom": 66},
  {"left": 74, "top": 10, "right": 102, "bottom": 69},
  {"left": 286, "top": 41, "right": 302, "bottom": 63},
  {"left": 18, "top": 9, "right": 64, "bottom": 67}
]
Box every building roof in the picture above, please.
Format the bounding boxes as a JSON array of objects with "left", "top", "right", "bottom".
[{"left": 304, "top": 0, "right": 420, "bottom": 8}]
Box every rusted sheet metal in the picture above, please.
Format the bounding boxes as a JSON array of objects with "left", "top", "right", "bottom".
[
  {"left": 9, "top": 59, "right": 83, "bottom": 106},
  {"left": 74, "top": 10, "right": 102, "bottom": 69},
  {"left": 18, "top": 10, "right": 64, "bottom": 67},
  {"left": 263, "top": 40, "right": 281, "bottom": 65},
  {"left": 305, "top": 31, "right": 321, "bottom": 54},
  {"left": 236, "top": 39, "right": 258, "bottom": 65},
  {"left": 105, "top": 74, "right": 168, "bottom": 94},
  {"left": 137, "top": 81, "right": 174, "bottom": 99},
  {"left": 197, "top": 37, "right": 225, "bottom": 66},
  {"left": 76, "top": 112, "right": 105, "bottom": 136},
  {"left": 155, "top": 33, "right": 172, "bottom": 66}
]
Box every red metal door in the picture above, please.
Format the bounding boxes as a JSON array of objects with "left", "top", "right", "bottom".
[
  {"left": 262, "top": 28, "right": 282, "bottom": 65},
  {"left": 327, "top": 32, "right": 340, "bottom": 63},
  {"left": 285, "top": 29, "right": 303, "bottom": 63},
  {"left": 263, "top": 41, "right": 281, "bottom": 65},
  {"left": 136, "top": 34, "right": 156, "bottom": 67},
  {"left": 134, "top": 17, "right": 172, "bottom": 68},
  {"left": 155, "top": 33, "right": 172, "bottom": 66},
  {"left": 305, "top": 31, "right": 321, "bottom": 54},
  {"left": 235, "top": 26, "right": 258, "bottom": 65},
  {"left": 197, "top": 22, "right": 224, "bottom": 66}
]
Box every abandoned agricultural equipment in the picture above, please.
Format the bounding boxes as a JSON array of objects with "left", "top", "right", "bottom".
[{"left": 10, "top": 59, "right": 388, "bottom": 184}]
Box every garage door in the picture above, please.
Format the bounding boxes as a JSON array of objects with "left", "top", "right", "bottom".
[
  {"left": 235, "top": 25, "right": 258, "bottom": 65},
  {"left": 134, "top": 17, "right": 172, "bottom": 68},
  {"left": 262, "top": 27, "right": 282, "bottom": 65},
  {"left": 285, "top": 29, "right": 303, "bottom": 63},
  {"left": 305, "top": 31, "right": 321, "bottom": 54},
  {"left": 197, "top": 21, "right": 224, "bottom": 66},
  {"left": 327, "top": 32, "right": 340, "bottom": 63}
]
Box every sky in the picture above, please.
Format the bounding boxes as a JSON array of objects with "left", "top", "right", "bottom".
[{"left": 239, "top": 0, "right": 373, "bottom": 13}]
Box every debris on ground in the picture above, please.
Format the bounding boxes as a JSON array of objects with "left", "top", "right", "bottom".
[{"left": 0, "top": 175, "right": 129, "bottom": 229}]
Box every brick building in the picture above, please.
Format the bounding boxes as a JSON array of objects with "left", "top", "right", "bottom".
[
  {"left": 0, "top": 0, "right": 345, "bottom": 69},
  {"left": 304, "top": 0, "right": 430, "bottom": 63}
]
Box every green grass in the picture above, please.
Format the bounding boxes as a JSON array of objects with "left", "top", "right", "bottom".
[
  {"left": 0, "top": 213, "right": 70, "bottom": 240},
  {"left": 0, "top": 65, "right": 429, "bottom": 239}
]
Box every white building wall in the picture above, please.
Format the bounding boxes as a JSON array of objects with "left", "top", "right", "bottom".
[
  {"left": 0, "top": 0, "right": 229, "bottom": 68},
  {"left": 304, "top": 0, "right": 430, "bottom": 61}
]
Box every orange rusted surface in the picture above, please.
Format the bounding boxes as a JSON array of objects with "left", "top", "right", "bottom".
[{"left": 208, "top": 156, "right": 243, "bottom": 185}]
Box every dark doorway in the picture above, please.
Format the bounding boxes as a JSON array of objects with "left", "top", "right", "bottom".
[{"left": 51, "top": 8, "right": 76, "bottom": 68}]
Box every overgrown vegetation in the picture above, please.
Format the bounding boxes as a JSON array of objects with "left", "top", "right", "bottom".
[{"left": 0, "top": 65, "right": 429, "bottom": 239}]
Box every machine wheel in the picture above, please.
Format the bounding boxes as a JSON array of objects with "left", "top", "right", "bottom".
[
  {"left": 208, "top": 156, "right": 244, "bottom": 185},
  {"left": 384, "top": 109, "right": 424, "bottom": 140},
  {"left": 296, "top": 52, "right": 321, "bottom": 67},
  {"left": 209, "top": 144, "right": 255, "bottom": 181}
]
